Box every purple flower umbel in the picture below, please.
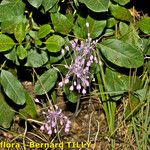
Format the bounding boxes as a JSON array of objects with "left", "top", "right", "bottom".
[
  {"left": 59, "top": 23, "right": 99, "bottom": 95},
  {"left": 40, "top": 105, "right": 71, "bottom": 135}
]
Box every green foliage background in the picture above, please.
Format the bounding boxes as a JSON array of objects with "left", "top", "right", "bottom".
[{"left": 0, "top": 1, "right": 149, "bottom": 147}]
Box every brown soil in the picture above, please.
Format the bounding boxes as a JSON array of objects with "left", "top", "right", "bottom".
[{"left": 0, "top": 82, "right": 138, "bottom": 150}]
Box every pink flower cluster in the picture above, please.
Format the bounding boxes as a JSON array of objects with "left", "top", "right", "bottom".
[
  {"left": 40, "top": 105, "right": 71, "bottom": 135},
  {"left": 59, "top": 23, "right": 98, "bottom": 95}
]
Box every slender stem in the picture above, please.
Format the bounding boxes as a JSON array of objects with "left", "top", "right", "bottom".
[
  {"left": 96, "top": 47, "right": 116, "bottom": 139},
  {"left": 96, "top": 72, "right": 109, "bottom": 125},
  {"left": 74, "top": 96, "right": 80, "bottom": 117},
  {"left": 33, "top": 69, "right": 55, "bottom": 111},
  {"left": 0, "top": 61, "right": 6, "bottom": 71}
]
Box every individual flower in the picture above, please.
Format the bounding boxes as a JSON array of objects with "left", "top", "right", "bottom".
[
  {"left": 76, "top": 84, "right": 81, "bottom": 91},
  {"left": 86, "top": 22, "right": 89, "bottom": 28},
  {"left": 64, "top": 78, "right": 69, "bottom": 84},
  {"left": 82, "top": 89, "right": 86, "bottom": 95},
  {"left": 34, "top": 98, "right": 40, "bottom": 103},
  {"left": 69, "top": 85, "right": 74, "bottom": 91},
  {"left": 58, "top": 81, "right": 63, "bottom": 87}
]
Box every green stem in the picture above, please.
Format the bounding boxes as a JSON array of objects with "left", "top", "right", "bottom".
[
  {"left": 96, "top": 72, "right": 110, "bottom": 125},
  {"left": 51, "top": 89, "right": 57, "bottom": 103},
  {"left": 96, "top": 48, "right": 116, "bottom": 139}
]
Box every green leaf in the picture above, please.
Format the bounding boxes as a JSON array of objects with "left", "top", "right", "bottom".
[
  {"left": 124, "top": 94, "right": 141, "bottom": 120},
  {"left": 138, "top": 17, "right": 150, "bottom": 34},
  {"left": 0, "top": 34, "right": 15, "bottom": 52},
  {"left": 105, "top": 68, "right": 129, "bottom": 100},
  {"left": 76, "top": 15, "right": 86, "bottom": 27},
  {"left": 27, "top": 0, "right": 43, "bottom": 8},
  {"left": 50, "top": 52, "right": 63, "bottom": 64},
  {"left": 73, "top": 15, "right": 86, "bottom": 39},
  {"left": 107, "top": 18, "right": 118, "bottom": 28},
  {"left": 35, "top": 38, "right": 42, "bottom": 46},
  {"left": 113, "top": 0, "right": 130, "bottom": 5},
  {"left": 73, "top": 15, "right": 106, "bottom": 39},
  {"left": 86, "top": 16, "right": 106, "bottom": 39},
  {"left": 135, "top": 89, "right": 147, "bottom": 102},
  {"left": 79, "top": 0, "right": 109, "bottom": 12},
  {"left": 51, "top": 13, "right": 73, "bottom": 34},
  {"left": 19, "top": 92, "right": 37, "bottom": 119},
  {"left": 119, "top": 22, "right": 129, "bottom": 36},
  {"left": 45, "top": 35, "right": 65, "bottom": 52},
  {"left": 25, "top": 49, "right": 48, "bottom": 68},
  {"left": 97, "top": 39, "right": 144, "bottom": 68},
  {"left": 5, "top": 48, "right": 19, "bottom": 65},
  {"left": 0, "top": 91, "right": 15, "bottom": 128},
  {"left": 147, "top": 61, "right": 150, "bottom": 73},
  {"left": 16, "top": 45, "right": 27, "bottom": 60},
  {"left": 29, "top": 30, "right": 38, "bottom": 39},
  {"left": 34, "top": 69, "right": 58, "bottom": 95},
  {"left": 37, "top": 24, "right": 51, "bottom": 39},
  {"left": 28, "top": 31, "right": 42, "bottom": 46},
  {"left": 42, "top": 0, "right": 58, "bottom": 11},
  {"left": 119, "top": 23, "right": 141, "bottom": 48},
  {"left": 90, "top": 63, "right": 100, "bottom": 74},
  {"left": 0, "top": 0, "right": 25, "bottom": 22},
  {"left": 63, "top": 85, "right": 78, "bottom": 103},
  {"left": 73, "top": 25, "right": 87, "bottom": 39},
  {"left": 131, "top": 77, "right": 143, "bottom": 91},
  {"left": 48, "top": 1, "right": 59, "bottom": 13},
  {"left": 143, "top": 38, "right": 150, "bottom": 55},
  {"left": 110, "top": 4, "right": 132, "bottom": 22},
  {"left": 103, "top": 29, "right": 114, "bottom": 37},
  {"left": 1, "top": 70, "right": 26, "bottom": 105},
  {"left": 14, "top": 22, "right": 26, "bottom": 43},
  {"left": 1, "top": 15, "right": 26, "bottom": 33}
]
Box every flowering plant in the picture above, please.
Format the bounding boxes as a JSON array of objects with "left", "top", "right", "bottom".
[
  {"left": 0, "top": 0, "right": 149, "bottom": 149},
  {"left": 59, "top": 23, "right": 100, "bottom": 95}
]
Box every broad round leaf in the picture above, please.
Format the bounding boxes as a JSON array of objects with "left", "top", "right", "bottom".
[
  {"left": 97, "top": 39, "right": 144, "bottom": 68},
  {"left": 19, "top": 92, "right": 37, "bottom": 119},
  {"left": 14, "top": 22, "right": 26, "bottom": 43},
  {"left": 1, "top": 15, "right": 25, "bottom": 33},
  {"left": 16, "top": 45, "right": 27, "bottom": 60},
  {"left": 5, "top": 48, "right": 19, "bottom": 65},
  {"left": 27, "top": 0, "right": 43, "bottom": 8},
  {"left": 45, "top": 35, "right": 65, "bottom": 52},
  {"left": 0, "top": 0, "right": 25, "bottom": 22},
  {"left": 50, "top": 53, "right": 63, "bottom": 63},
  {"left": 110, "top": 4, "right": 132, "bottom": 22},
  {"left": 0, "top": 34, "right": 15, "bottom": 52},
  {"left": 105, "top": 68, "right": 129, "bottom": 100},
  {"left": 119, "top": 23, "right": 141, "bottom": 47},
  {"left": 79, "top": 0, "right": 109, "bottom": 12},
  {"left": 73, "top": 25, "right": 86, "bottom": 39},
  {"left": 138, "top": 17, "right": 150, "bottom": 34},
  {"left": 87, "top": 16, "right": 106, "bottom": 39},
  {"left": 107, "top": 18, "right": 118, "bottom": 28},
  {"left": 63, "top": 85, "right": 78, "bottom": 103},
  {"left": 0, "top": 91, "right": 15, "bottom": 128},
  {"left": 34, "top": 69, "right": 58, "bottom": 95},
  {"left": 113, "top": 0, "right": 130, "bottom": 5},
  {"left": 73, "top": 15, "right": 106, "bottom": 39},
  {"left": 42, "top": 0, "right": 58, "bottom": 11},
  {"left": 37, "top": 24, "right": 51, "bottom": 39},
  {"left": 25, "top": 49, "right": 48, "bottom": 68},
  {"left": 119, "top": 22, "right": 129, "bottom": 36},
  {"left": 51, "top": 13, "right": 73, "bottom": 34},
  {"left": 1, "top": 70, "right": 26, "bottom": 105}
]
